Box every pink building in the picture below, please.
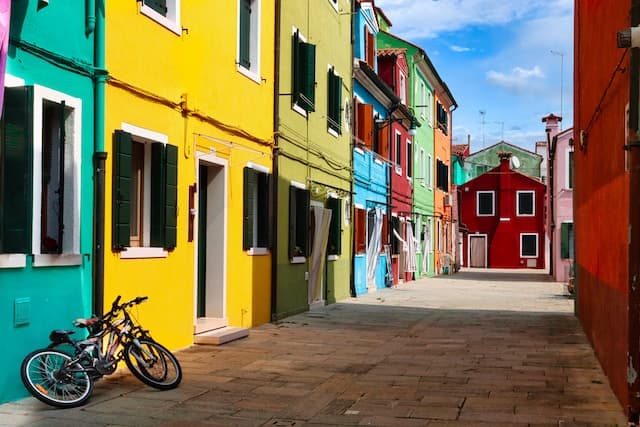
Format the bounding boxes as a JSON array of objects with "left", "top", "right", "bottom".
[{"left": 542, "top": 115, "right": 574, "bottom": 284}]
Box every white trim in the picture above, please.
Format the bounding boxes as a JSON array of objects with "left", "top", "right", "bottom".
[
  {"left": 520, "top": 233, "right": 539, "bottom": 258},
  {"left": 406, "top": 139, "right": 412, "bottom": 180},
  {"left": 328, "top": 127, "right": 339, "bottom": 138},
  {"left": 121, "top": 122, "right": 168, "bottom": 144},
  {"left": 120, "top": 247, "right": 169, "bottom": 259},
  {"left": 0, "top": 254, "right": 27, "bottom": 268},
  {"left": 427, "top": 153, "right": 433, "bottom": 189},
  {"left": 31, "top": 85, "right": 82, "bottom": 255},
  {"left": 500, "top": 217, "right": 511, "bottom": 222},
  {"left": 4, "top": 74, "right": 25, "bottom": 87},
  {"left": 290, "top": 180, "right": 306, "bottom": 190},
  {"left": 247, "top": 162, "right": 269, "bottom": 173},
  {"left": 328, "top": 0, "right": 339, "bottom": 12},
  {"left": 247, "top": 248, "right": 269, "bottom": 256},
  {"left": 328, "top": 255, "right": 339, "bottom": 261},
  {"left": 354, "top": 147, "right": 365, "bottom": 155},
  {"left": 476, "top": 190, "right": 495, "bottom": 216},
  {"left": 140, "top": 2, "right": 182, "bottom": 35},
  {"left": 467, "top": 233, "right": 488, "bottom": 268},
  {"left": 236, "top": 0, "right": 262, "bottom": 84},
  {"left": 33, "top": 254, "right": 83, "bottom": 267},
  {"left": 516, "top": 190, "right": 535, "bottom": 216},
  {"left": 354, "top": 203, "right": 365, "bottom": 209},
  {"left": 291, "top": 256, "right": 306, "bottom": 264}
]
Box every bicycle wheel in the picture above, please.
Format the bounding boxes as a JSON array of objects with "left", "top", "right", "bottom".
[
  {"left": 124, "top": 339, "right": 182, "bottom": 390},
  {"left": 20, "top": 349, "right": 93, "bottom": 408}
]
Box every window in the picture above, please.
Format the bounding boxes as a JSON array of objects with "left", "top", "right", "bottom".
[
  {"left": 406, "top": 140, "right": 412, "bottom": 179},
  {"left": 399, "top": 72, "right": 406, "bottom": 104},
  {"left": 437, "top": 102, "right": 448, "bottom": 135},
  {"left": 436, "top": 159, "right": 449, "bottom": 192},
  {"left": 238, "top": 0, "right": 261, "bottom": 80},
  {"left": 520, "top": 233, "right": 538, "bottom": 258},
  {"left": 427, "top": 92, "right": 433, "bottom": 126},
  {"left": 419, "top": 149, "right": 425, "bottom": 186},
  {"left": 395, "top": 131, "right": 402, "bottom": 171},
  {"left": 327, "top": 67, "right": 342, "bottom": 135},
  {"left": 427, "top": 154, "right": 433, "bottom": 188},
  {"left": 327, "top": 197, "right": 342, "bottom": 255},
  {"left": 354, "top": 207, "right": 366, "bottom": 254},
  {"left": 112, "top": 129, "right": 178, "bottom": 252},
  {"left": 567, "top": 150, "right": 574, "bottom": 189},
  {"left": 289, "top": 184, "right": 310, "bottom": 258},
  {"left": 418, "top": 82, "right": 427, "bottom": 119},
  {"left": 477, "top": 191, "right": 495, "bottom": 216},
  {"left": 243, "top": 167, "right": 271, "bottom": 250},
  {"left": 141, "top": 0, "right": 181, "bottom": 34},
  {"left": 436, "top": 219, "right": 441, "bottom": 252},
  {"left": 391, "top": 216, "right": 400, "bottom": 255},
  {"left": 364, "top": 26, "right": 375, "bottom": 68},
  {"left": 0, "top": 85, "right": 82, "bottom": 263},
  {"left": 517, "top": 191, "right": 535, "bottom": 216},
  {"left": 292, "top": 29, "right": 316, "bottom": 113},
  {"left": 561, "top": 222, "right": 574, "bottom": 259}
]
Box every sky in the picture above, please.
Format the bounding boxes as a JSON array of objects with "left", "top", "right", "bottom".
[{"left": 375, "top": 0, "right": 574, "bottom": 153}]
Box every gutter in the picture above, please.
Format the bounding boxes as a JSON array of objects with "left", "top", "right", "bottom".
[{"left": 271, "top": 0, "right": 281, "bottom": 320}]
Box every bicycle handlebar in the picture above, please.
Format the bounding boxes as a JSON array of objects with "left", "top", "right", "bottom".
[{"left": 109, "top": 295, "right": 148, "bottom": 314}]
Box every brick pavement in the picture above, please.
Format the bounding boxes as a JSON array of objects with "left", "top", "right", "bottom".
[{"left": 0, "top": 269, "right": 627, "bottom": 426}]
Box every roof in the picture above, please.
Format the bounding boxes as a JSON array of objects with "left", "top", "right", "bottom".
[
  {"left": 452, "top": 144, "right": 469, "bottom": 156},
  {"left": 468, "top": 140, "right": 542, "bottom": 159},
  {"left": 377, "top": 47, "right": 407, "bottom": 58},
  {"left": 354, "top": 60, "right": 400, "bottom": 106}
]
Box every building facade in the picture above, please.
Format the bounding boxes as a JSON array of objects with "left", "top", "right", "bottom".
[{"left": 462, "top": 141, "right": 543, "bottom": 185}]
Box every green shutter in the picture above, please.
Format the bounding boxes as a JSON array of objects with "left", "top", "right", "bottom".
[
  {"left": 164, "top": 144, "right": 178, "bottom": 249},
  {"left": 288, "top": 186, "right": 297, "bottom": 258},
  {"left": 327, "top": 71, "right": 342, "bottom": 133},
  {"left": 300, "top": 41, "right": 316, "bottom": 112},
  {"left": 299, "top": 189, "right": 310, "bottom": 256},
  {"left": 561, "top": 223, "right": 570, "bottom": 259},
  {"left": 335, "top": 74, "right": 342, "bottom": 131},
  {"left": 257, "top": 172, "right": 271, "bottom": 247},
  {"left": 243, "top": 167, "right": 256, "bottom": 250},
  {"left": 327, "top": 197, "right": 342, "bottom": 255},
  {"left": 292, "top": 31, "right": 301, "bottom": 104},
  {"left": 0, "top": 86, "right": 33, "bottom": 254},
  {"left": 144, "top": 0, "right": 167, "bottom": 16},
  {"left": 569, "top": 151, "right": 574, "bottom": 189},
  {"left": 112, "top": 130, "right": 132, "bottom": 250},
  {"left": 239, "top": 0, "right": 251, "bottom": 68}
]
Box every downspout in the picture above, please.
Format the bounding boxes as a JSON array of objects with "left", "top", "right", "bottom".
[
  {"left": 86, "top": 0, "right": 95, "bottom": 35},
  {"left": 546, "top": 128, "right": 555, "bottom": 278},
  {"left": 92, "top": 0, "right": 107, "bottom": 316},
  {"left": 387, "top": 116, "right": 393, "bottom": 286},
  {"left": 271, "top": 0, "right": 281, "bottom": 320},
  {"left": 627, "top": 0, "right": 640, "bottom": 420},
  {"left": 349, "top": 0, "right": 356, "bottom": 297}
]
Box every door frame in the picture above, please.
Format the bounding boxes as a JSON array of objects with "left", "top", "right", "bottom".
[
  {"left": 309, "top": 200, "right": 327, "bottom": 309},
  {"left": 467, "top": 233, "right": 488, "bottom": 268},
  {"left": 194, "top": 151, "right": 228, "bottom": 327}
]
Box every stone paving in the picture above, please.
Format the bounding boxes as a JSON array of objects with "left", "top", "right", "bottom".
[{"left": 0, "top": 269, "right": 627, "bottom": 426}]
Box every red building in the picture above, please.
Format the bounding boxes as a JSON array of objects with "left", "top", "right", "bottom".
[
  {"left": 377, "top": 47, "right": 415, "bottom": 284},
  {"left": 574, "top": 1, "right": 640, "bottom": 418},
  {"left": 460, "top": 153, "right": 545, "bottom": 269}
]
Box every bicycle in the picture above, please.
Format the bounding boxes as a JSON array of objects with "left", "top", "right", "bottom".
[{"left": 20, "top": 295, "right": 182, "bottom": 408}]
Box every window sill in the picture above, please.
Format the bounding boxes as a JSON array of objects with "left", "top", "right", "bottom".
[
  {"left": 120, "top": 247, "right": 169, "bottom": 259},
  {"left": 247, "top": 248, "right": 269, "bottom": 256},
  {"left": 33, "top": 254, "right": 83, "bottom": 267},
  {"left": 395, "top": 167, "right": 402, "bottom": 175},
  {"left": 237, "top": 65, "right": 262, "bottom": 85},
  {"left": 290, "top": 256, "right": 306, "bottom": 264},
  {"left": 374, "top": 158, "right": 383, "bottom": 165},
  {"left": 140, "top": 5, "right": 182, "bottom": 35},
  {"left": 292, "top": 102, "right": 308, "bottom": 117},
  {"left": 327, "top": 127, "right": 340, "bottom": 138},
  {"left": 516, "top": 214, "right": 535, "bottom": 217},
  {"left": 328, "top": 255, "right": 339, "bottom": 261},
  {"left": 0, "top": 254, "right": 27, "bottom": 269}
]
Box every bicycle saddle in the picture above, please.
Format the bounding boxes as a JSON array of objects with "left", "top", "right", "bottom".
[
  {"left": 49, "top": 330, "right": 75, "bottom": 344},
  {"left": 73, "top": 317, "right": 100, "bottom": 327}
]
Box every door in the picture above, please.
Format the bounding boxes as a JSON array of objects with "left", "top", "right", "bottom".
[
  {"left": 469, "top": 235, "right": 486, "bottom": 268},
  {"left": 195, "top": 160, "right": 226, "bottom": 333},
  {"left": 308, "top": 204, "right": 332, "bottom": 309}
]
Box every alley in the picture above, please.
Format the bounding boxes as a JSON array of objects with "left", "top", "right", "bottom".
[{"left": 0, "top": 270, "right": 626, "bottom": 426}]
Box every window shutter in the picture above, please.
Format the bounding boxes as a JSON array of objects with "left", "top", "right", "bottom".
[
  {"left": 366, "top": 29, "right": 375, "bottom": 68},
  {"left": 299, "top": 41, "right": 316, "bottom": 112},
  {"left": 288, "top": 186, "right": 310, "bottom": 258},
  {"left": 239, "top": 0, "right": 251, "bottom": 68},
  {"left": 335, "top": 75, "right": 342, "bottom": 131},
  {"left": 444, "top": 163, "right": 449, "bottom": 192},
  {"left": 112, "top": 130, "right": 132, "bottom": 250},
  {"left": 357, "top": 103, "right": 373, "bottom": 149},
  {"left": 243, "top": 167, "right": 256, "bottom": 250},
  {"left": 561, "top": 223, "right": 570, "bottom": 259},
  {"left": 0, "top": 86, "right": 33, "bottom": 254},
  {"left": 355, "top": 208, "right": 366, "bottom": 254},
  {"left": 258, "top": 172, "right": 271, "bottom": 248},
  {"left": 164, "top": 144, "right": 178, "bottom": 249},
  {"left": 288, "top": 186, "right": 297, "bottom": 258},
  {"left": 144, "top": 0, "right": 168, "bottom": 16},
  {"left": 327, "top": 198, "right": 342, "bottom": 255},
  {"left": 377, "top": 123, "right": 389, "bottom": 159}
]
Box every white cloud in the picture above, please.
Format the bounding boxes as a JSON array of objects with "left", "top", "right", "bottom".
[
  {"left": 450, "top": 45, "right": 472, "bottom": 52},
  {"left": 486, "top": 66, "right": 545, "bottom": 91}
]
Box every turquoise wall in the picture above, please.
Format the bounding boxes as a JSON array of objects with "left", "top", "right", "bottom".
[{"left": 1, "top": 0, "right": 95, "bottom": 403}]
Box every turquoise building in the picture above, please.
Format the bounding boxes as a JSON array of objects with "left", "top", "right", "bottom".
[{"left": 1, "top": 1, "right": 100, "bottom": 403}]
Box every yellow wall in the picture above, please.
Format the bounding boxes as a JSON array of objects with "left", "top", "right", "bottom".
[{"left": 105, "top": 2, "right": 275, "bottom": 349}]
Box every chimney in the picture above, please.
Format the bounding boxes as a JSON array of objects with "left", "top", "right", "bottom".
[
  {"left": 497, "top": 151, "right": 512, "bottom": 171},
  {"left": 497, "top": 152, "right": 512, "bottom": 219},
  {"left": 542, "top": 113, "right": 562, "bottom": 139}
]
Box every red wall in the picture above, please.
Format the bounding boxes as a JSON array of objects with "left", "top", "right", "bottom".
[
  {"left": 460, "top": 159, "right": 545, "bottom": 269},
  {"left": 574, "top": 0, "right": 630, "bottom": 411}
]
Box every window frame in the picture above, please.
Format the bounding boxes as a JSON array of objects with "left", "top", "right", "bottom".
[
  {"left": 394, "top": 130, "right": 402, "bottom": 175},
  {"left": 520, "top": 233, "right": 539, "bottom": 258},
  {"left": 406, "top": 139, "right": 412, "bottom": 180},
  {"left": 327, "top": 65, "right": 342, "bottom": 136},
  {"left": 566, "top": 148, "right": 574, "bottom": 190},
  {"left": 399, "top": 71, "right": 407, "bottom": 104},
  {"left": 419, "top": 148, "right": 425, "bottom": 187},
  {"left": 140, "top": 0, "right": 182, "bottom": 35},
  {"left": 288, "top": 181, "right": 310, "bottom": 262},
  {"left": 560, "top": 221, "right": 574, "bottom": 259},
  {"left": 427, "top": 154, "right": 433, "bottom": 189},
  {"left": 237, "top": 0, "right": 261, "bottom": 83},
  {"left": 476, "top": 190, "right": 495, "bottom": 217},
  {"left": 243, "top": 163, "right": 271, "bottom": 253},
  {"left": 516, "top": 190, "right": 535, "bottom": 217},
  {"left": 291, "top": 28, "right": 316, "bottom": 115}
]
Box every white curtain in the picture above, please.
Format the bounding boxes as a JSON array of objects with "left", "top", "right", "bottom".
[
  {"left": 366, "top": 208, "right": 383, "bottom": 283},
  {"left": 422, "top": 220, "right": 431, "bottom": 273},
  {"left": 309, "top": 206, "right": 332, "bottom": 306},
  {"left": 405, "top": 222, "right": 417, "bottom": 273}
]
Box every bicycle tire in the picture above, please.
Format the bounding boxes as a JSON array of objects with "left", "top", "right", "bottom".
[
  {"left": 124, "top": 339, "right": 182, "bottom": 390},
  {"left": 20, "top": 349, "right": 93, "bottom": 408}
]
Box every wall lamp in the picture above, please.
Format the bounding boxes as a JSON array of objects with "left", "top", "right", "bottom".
[
  {"left": 618, "top": 26, "right": 640, "bottom": 48},
  {"left": 375, "top": 116, "right": 418, "bottom": 136}
]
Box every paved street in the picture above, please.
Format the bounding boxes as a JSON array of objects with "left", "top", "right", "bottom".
[{"left": 0, "top": 269, "right": 627, "bottom": 426}]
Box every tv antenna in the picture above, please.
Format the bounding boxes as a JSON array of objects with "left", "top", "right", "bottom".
[{"left": 479, "top": 110, "right": 486, "bottom": 148}]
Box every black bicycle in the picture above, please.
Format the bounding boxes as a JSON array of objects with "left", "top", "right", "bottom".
[{"left": 20, "top": 296, "right": 182, "bottom": 408}]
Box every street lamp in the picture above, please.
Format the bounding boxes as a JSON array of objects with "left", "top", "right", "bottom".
[{"left": 550, "top": 50, "right": 565, "bottom": 130}]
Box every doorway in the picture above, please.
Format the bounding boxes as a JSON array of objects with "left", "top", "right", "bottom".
[
  {"left": 308, "top": 203, "right": 332, "bottom": 309},
  {"left": 195, "top": 158, "right": 227, "bottom": 333},
  {"left": 469, "top": 234, "right": 487, "bottom": 268}
]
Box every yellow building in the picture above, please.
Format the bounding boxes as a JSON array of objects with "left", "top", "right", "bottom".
[{"left": 104, "top": 1, "right": 275, "bottom": 349}]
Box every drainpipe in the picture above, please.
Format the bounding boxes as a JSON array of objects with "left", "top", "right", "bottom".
[
  {"left": 270, "top": 0, "right": 281, "bottom": 321},
  {"left": 93, "top": 0, "right": 107, "bottom": 316},
  {"left": 86, "top": 0, "right": 95, "bottom": 35},
  {"left": 349, "top": 0, "right": 356, "bottom": 297},
  {"left": 546, "top": 128, "right": 555, "bottom": 278}
]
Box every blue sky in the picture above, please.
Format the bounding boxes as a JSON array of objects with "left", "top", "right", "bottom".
[{"left": 375, "top": 0, "right": 574, "bottom": 153}]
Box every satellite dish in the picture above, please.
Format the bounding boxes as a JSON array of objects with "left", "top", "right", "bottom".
[{"left": 510, "top": 156, "right": 521, "bottom": 169}]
